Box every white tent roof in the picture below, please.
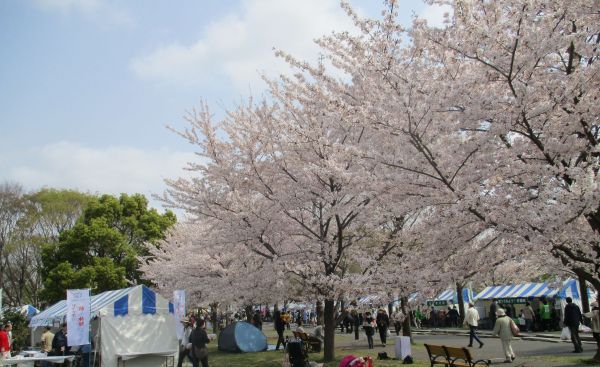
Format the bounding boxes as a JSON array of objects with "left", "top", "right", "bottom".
[{"left": 30, "top": 285, "right": 173, "bottom": 327}]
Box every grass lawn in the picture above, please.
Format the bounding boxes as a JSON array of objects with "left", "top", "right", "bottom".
[
  {"left": 202, "top": 328, "right": 428, "bottom": 367},
  {"left": 194, "top": 328, "right": 600, "bottom": 367}
]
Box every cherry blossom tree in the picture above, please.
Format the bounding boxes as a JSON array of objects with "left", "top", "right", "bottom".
[
  {"left": 159, "top": 90, "right": 409, "bottom": 359},
  {"left": 413, "top": 0, "right": 599, "bottom": 292},
  {"left": 156, "top": 0, "right": 597, "bottom": 360}
]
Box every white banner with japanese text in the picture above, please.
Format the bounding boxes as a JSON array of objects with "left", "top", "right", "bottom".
[
  {"left": 173, "top": 290, "right": 186, "bottom": 340},
  {"left": 67, "top": 288, "right": 91, "bottom": 346}
]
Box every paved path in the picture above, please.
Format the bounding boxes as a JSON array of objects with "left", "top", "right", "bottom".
[{"left": 330, "top": 328, "right": 598, "bottom": 366}]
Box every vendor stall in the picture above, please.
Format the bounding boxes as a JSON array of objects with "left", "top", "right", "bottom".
[
  {"left": 474, "top": 279, "right": 594, "bottom": 331},
  {"left": 28, "top": 285, "right": 177, "bottom": 367}
]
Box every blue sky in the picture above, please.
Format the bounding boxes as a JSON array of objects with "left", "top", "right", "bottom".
[{"left": 0, "top": 0, "right": 448, "bottom": 210}]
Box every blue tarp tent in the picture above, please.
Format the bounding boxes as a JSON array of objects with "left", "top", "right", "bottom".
[
  {"left": 20, "top": 305, "right": 39, "bottom": 319},
  {"left": 218, "top": 321, "right": 268, "bottom": 353}
]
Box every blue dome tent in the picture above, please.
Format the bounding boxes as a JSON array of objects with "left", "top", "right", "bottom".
[{"left": 218, "top": 321, "right": 268, "bottom": 352}]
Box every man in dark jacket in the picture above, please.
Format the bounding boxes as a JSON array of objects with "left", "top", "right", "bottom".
[
  {"left": 252, "top": 310, "right": 262, "bottom": 330},
  {"left": 274, "top": 310, "right": 286, "bottom": 350},
  {"left": 376, "top": 309, "right": 390, "bottom": 346},
  {"left": 51, "top": 323, "right": 72, "bottom": 366},
  {"left": 564, "top": 297, "right": 583, "bottom": 353},
  {"left": 190, "top": 319, "right": 210, "bottom": 367},
  {"left": 489, "top": 299, "right": 498, "bottom": 329},
  {"left": 51, "top": 323, "right": 69, "bottom": 353}
]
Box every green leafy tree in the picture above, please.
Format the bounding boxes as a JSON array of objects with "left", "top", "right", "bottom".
[{"left": 40, "top": 194, "right": 176, "bottom": 303}]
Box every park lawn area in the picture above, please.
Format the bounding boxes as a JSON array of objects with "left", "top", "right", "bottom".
[
  {"left": 204, "top": 328, "right": 430, "bottom": 367},
  {"left": 202, "top": 328, "right": 600, "bottom": 367},
  {"left": 207, "top": 344, "right": 430, "bottom": 367}
]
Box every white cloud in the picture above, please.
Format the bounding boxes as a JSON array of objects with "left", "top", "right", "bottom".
[
  {"left": 130, "top": 0, "right": 358, "bottom": 91},
  {"left": 4, "top": 141, "right": 196, "bottom": 210},
  {"left": 419, "top": 3, "right": 453, "bottom": 28},
  {"left": 33, "top": 0, "right": 135, "bottom": 28}
]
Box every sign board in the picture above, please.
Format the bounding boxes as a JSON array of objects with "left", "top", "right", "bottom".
[
  {"left": 173, "top": 290, "right": 186, "bottom": 340},
  {"left": 426, "top": 300, "right": 448, "bottom": 307},
  {"left": 395, "top": 336, "right": 412, "bottom": 359},
  {"left": 66, "top": 289, "right": 91, "bottom": 346}
]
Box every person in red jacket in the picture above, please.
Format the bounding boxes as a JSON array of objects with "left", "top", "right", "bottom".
[{"left": 0, "top": 324, "right": 11, "bottom": 358}]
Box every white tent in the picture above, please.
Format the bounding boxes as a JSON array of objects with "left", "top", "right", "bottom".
[{"left": 29, "top": 285, "right": 177, "bottom": 367}]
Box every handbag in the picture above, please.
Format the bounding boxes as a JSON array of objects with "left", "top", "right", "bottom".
[
  {"left": 193, "top": 345, "right": 208, "bottom": 359},
  {"left": 509, "top": 319, "right": 520, "bottom": 337}
]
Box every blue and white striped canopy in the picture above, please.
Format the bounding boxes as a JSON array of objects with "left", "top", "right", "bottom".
[
  {"left": 357, "top": 295, "right": 381, "bottom": 305},
  {"left": 436, "top": 288, "right": 474, "bottom": 303},
  {"left": 558, "top": 279, "right": 595, "bottom": 300},
  {"left": 474, "top": 279, "right": 592, "bottom": 301},
  {"left": 29, "top": 285, "right": 174, "bottom": 327},
  {"left": 475, "top": 283, "right": 557, "bottom": 300}
]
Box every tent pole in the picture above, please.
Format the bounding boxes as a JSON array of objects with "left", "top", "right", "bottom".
[
  {"left": 92, "top": 318, "right": 100, "bottom": 367},
  {"left": 31, "top": 326, "right": 36, "bottom": 348}
]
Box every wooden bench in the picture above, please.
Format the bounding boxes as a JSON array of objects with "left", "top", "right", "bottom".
[{"left": 424, "top": 344, "right": 490, "bottom": 367}]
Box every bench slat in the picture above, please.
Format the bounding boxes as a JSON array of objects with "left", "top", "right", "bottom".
[{"left": 424, "top": 344, "right": 489, "bottom": 367}]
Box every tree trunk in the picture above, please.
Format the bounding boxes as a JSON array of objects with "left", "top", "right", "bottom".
[
  {"left": 579, "top": 274, "right": 590, "bottom": 314},
  {"left": 388, "top": 301, "right": 394, "bottom": 316},
  {"left": 316, "top": 300, "right": 324, "bottom": 325},
  {"left": 400, "top": 296, "right": 412, "bottom": 343},
  {"left": 210, "top": 303, "right": 219, "bottom": 333},
  {"left": 456, "top": 283, "right": 465, "bottom": 325},
  {"left": 323, "top": 299, "right": 336, "bottom": 362}
]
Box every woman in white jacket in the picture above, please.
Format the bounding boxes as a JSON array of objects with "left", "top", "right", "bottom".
[{"left": 492, "top": 309, "right": 516, "bottom": 363}]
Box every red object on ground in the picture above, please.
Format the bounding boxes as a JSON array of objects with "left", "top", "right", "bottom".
[{"left": 338, "top": 355, "right": 374, "bottom": 367}]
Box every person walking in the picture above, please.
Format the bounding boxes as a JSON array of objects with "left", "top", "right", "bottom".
[
  {"left": 464, "top": 302, "right": 484, "bottom": 348},
  {"left": 449, "top": 306, "right": 459, "bottom": 328},
  {"left": 252, "top": 310, "right": 263, "bottom": 330},
  {"left": 429, "top": 307, "right": 437, "bottom": 328},
  {"left": 414, "top": 307, "right": 422, "bottom": 329},
  {"left": 177, "top": 318, "right": 193, "bottom": 367},
  {"left": 376, "top": 308, "right": 390, "bottom": 346},
  {"left": 492, "top": 309, "right": 516, "bottom": 363},
  {"left": 489, "top": 299, "right": 498, "bottom": 329},
  {"left": 190, "top": 319, "right": 210, "bottom": 367},
  {"left": 392, "top": 308, "right": 405, "bottom": 336},
  {"left": 362, "top": 311, "right": 376, "bottom": 349},
  {"left": 564, "top": 297, "right": 583, "bottom": 353},
  {"left": 344, "top": 309, "right": 354, "bottom": 334},
  {"left": 522, "top": 302, "right": 535, "bottom": 332},
  {"left": 351, "top": 309, "right": 360, "bottom": 340},
  {"left": 584, "top": 301, "right": 600, "bottom": 361},
  {"left": 540, "top": 299, "right": 551, "bottom": 331},
  {"left": 274, "top": 309, "right": 286, "bottom": 350}
]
